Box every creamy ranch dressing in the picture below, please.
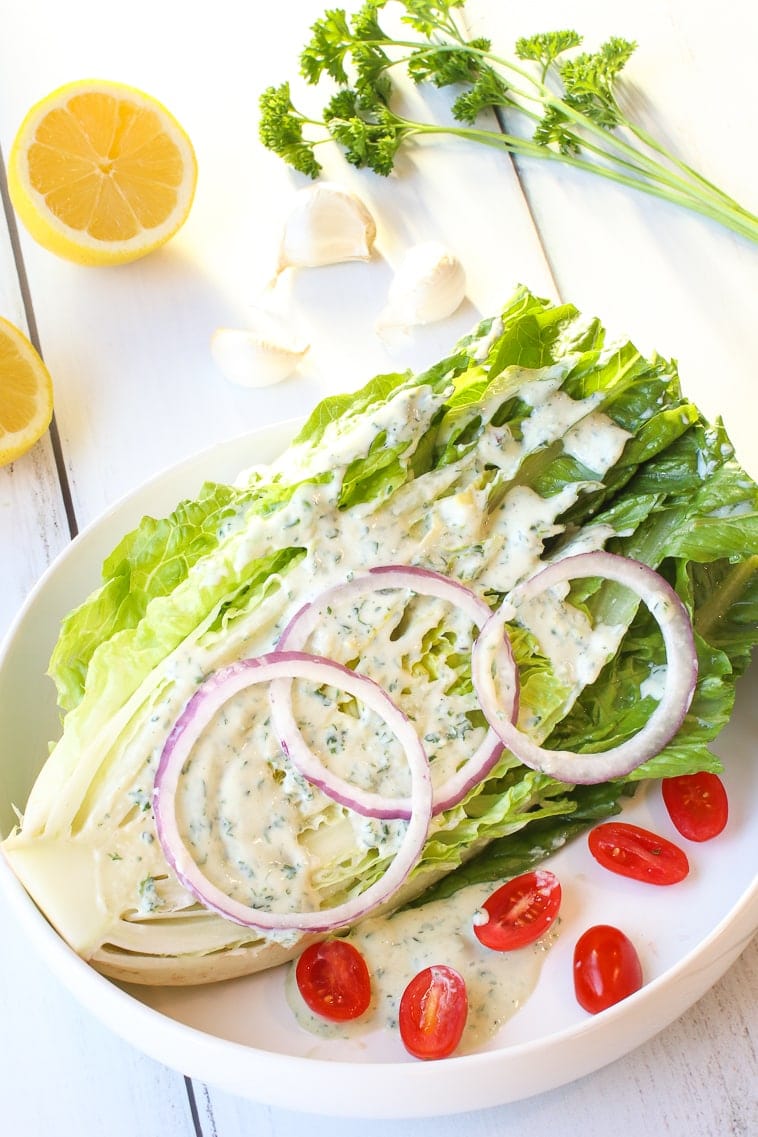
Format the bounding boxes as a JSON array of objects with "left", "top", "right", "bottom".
[
  {"left": 285, "top": 879, "right": 557, "bottom": 1053},
  {"left": 470, "top": 316, "right": 503, "bottom": 362},
  {"left": 174, "top": 680, "right": 409, "bottom": 911},
  {"left": 43, "top": 361, "right": 641, "bottom": 961},
  {"left": 160, "top": 374, "right": 627, "bottom": 919}
]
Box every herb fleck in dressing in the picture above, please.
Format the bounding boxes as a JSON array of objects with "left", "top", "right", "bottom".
[{"left": 286, "top": 880, "right": 557, "bottom": 1053}]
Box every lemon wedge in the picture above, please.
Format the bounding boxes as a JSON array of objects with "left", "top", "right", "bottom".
[
  {"left": 0, "top": 316, "right": 54, "bottom": 466},
  {"left": 8, "top": 79, "right": 197, "bottom": 266}
]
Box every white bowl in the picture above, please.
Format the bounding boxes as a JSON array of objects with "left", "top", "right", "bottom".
[{"left": 1, "top": 422, "right": 755, "bottom": 1118}]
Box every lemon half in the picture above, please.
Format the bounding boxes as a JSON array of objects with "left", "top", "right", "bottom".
[{"left": 8, "top": 79, "right": 197, "bottom": 266}]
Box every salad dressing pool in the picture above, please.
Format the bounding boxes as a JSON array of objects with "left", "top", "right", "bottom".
[{"left": 285, "top": 879, "right": 556, "bottom": 1053}]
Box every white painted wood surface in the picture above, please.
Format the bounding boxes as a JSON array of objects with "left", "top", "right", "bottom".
[{"left": 0, "top": 1, "right": 755, "bottom": 1134}]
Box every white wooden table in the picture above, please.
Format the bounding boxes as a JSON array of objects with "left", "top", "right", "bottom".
[{"left": 0, "top": 2, "right": 755, "bottom": 1134}]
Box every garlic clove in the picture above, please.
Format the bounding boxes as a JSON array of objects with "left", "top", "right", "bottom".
[
  {"left": 377, "top": 241, "right": 466, "bottom": 331},
  {"left": 211, "top": 311, "right": 309, "bottom": 388},
  {"left": 276, "top": 182, "right": 377, "bottom": 274}
]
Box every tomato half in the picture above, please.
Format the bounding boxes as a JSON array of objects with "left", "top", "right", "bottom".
[
  {"left": 295, "top": 940, "right": 371, "bottom": 1022},
  {"left": 662, "top": 771, "right": 728, "bottom": 842},
  {"left": 588, "top": 821, "right": 689, "bottom": 885},
  {"left": 573, "top": 924, "right": 643, "bottom": 1014},
  {"left": 398, "top": 964, "right": 468, "bottom": 1060},
  {"left": 473, "top": 869, "right": 562, "bottom": 951}
]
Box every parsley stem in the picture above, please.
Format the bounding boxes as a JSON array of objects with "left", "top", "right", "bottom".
[
  {"left": 370, "top": 34, "right": 755, "bottom": 232},
  {"left": 462, "top": 44, "right": 756, "bottom": 222},
  {"left": 393, "top": 116, "right": 758, "bottom": 242},
  {"left": 368, "top": 48, "right": 729, "bottom": 215},
  {"left": 624, "top": 119, "right": 752, "bottom": 214}
]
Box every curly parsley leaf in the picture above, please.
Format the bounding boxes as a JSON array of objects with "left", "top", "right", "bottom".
[
  {"left": 452, "top": 70, "right": 512, "bottom": 124},
  {"left": 515, "top": 30, "right": 583, "bottom": 73},
  {"left": 300, "top": 8, "right": 355, "bottom": 84},
  {"left": 353, "top": 45, "right": 394, "bottom": 102},
  {"left": 258, "top": 83, "right": 322, "bottom": 177},
  {"left": 532, "top": 106, "right": 582, "bottom": 155},
  {"left": 398, "top": 0, "right": 466, "bottom": 37},
  {"left": 323, "top": 88, "right": 405, "bottom": 174},
  {"left": 408, "top": 40, "right": 490, "bottom": 88},
  {"left": 351, "top": 0, "right": 391, "bottom": 42},
  {"left": 559, "top": 37, "right": 637, "bottom": 128}
]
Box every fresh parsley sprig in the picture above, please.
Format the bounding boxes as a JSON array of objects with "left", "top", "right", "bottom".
[{"left": 259, "top": 0, "right": 757, "bottom": 243}]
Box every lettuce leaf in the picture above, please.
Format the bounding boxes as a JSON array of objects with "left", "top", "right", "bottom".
[{"left": 4, "top": 285, "right": 756, "bottom": 984}]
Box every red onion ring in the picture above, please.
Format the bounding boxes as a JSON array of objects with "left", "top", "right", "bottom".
[
  {"left": 271, "top": 565, "right": 516, "bottom": 818},
  {"left": 153, "top": 651, "right": 432, "bottom": 932},
  {"left": 471, "top": 551, "right": 698, "bottom": 784}
]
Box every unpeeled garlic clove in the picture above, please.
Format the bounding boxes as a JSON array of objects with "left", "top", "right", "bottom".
[
  {"left": 276, "top": 182, "right": 377, "bottom": 274},
  {"left": 377, "top": 241, "right": 466, "bottom": 331},
  {"left": 211, "top": 311, "right": 309, "bottom": 388}
]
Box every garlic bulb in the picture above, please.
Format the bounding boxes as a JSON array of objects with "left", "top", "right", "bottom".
[
  {"left": 276, "top": 182, "right": 377, "bottom": 274},
  {"left": 378, "top": 241, "right": 466, "bottom": 330},
  {"left": 211, "top": 311, "right": 309, "bottom": 388}
]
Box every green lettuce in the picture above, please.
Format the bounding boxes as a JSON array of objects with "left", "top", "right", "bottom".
[{"left": 3, "top": 286, "right": 756, "bottom": 984}]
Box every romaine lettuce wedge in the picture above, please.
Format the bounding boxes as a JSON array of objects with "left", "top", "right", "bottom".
[{"left": 3, "top": 286, "right": 756, "bottom": 985}]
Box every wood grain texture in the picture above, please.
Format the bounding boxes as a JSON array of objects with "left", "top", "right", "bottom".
[
  {"left": 0, "top": 0, "right": 755, "bottom": 1133},
  {"left": 0, "top": 192, "right": 70, "bottom": 639},
  {"left": 0, "top": 903, "right": 198, "bottom": 1137}
]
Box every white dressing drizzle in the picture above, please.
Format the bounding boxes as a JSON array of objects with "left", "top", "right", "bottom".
[
  {"left": 58, "top": 370, "right": 634, "bottom": 942},
  {"left": 285, "top": 879, "right": 557, "bottom": 1053}
]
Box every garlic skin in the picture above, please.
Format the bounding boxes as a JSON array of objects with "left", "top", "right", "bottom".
[
  {"left": 211, "top": 312, "right": 309, "bottom": 388},
  {"left": 378, "top": 241, "right": 466, "bottom": 331},
  {"left": 276, "top": 182, "right": 377, "bottom": 274}
]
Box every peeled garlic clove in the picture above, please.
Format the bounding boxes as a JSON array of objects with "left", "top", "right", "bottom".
[
  {"left": 378, "top": 241, "right": 466, "bottom": 331},
  {"left": 211, "top": 312, "right": 309, "bottom": 388},
  {"left": 276, "top": 182, "right": 377, "bottom": 274}
]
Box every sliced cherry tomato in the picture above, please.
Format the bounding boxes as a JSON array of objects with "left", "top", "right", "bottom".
[
  {"left": 662, "top": 771, "right": 728, "bottom": 842},
  {"left": 398, "top": 964, "right": 468, "bottom": 1060},
  {"left": 573, "top": 924, "right": 643, "bottom": 1014},
  {"left": 473, "top": 869, "right": 562, "bottom": 951},
  {"left": 295, "top": 939, "right": 371, "bottom": 1022},
  {"left": 588, "top": 821, "right": 689, "bottom": 885}
]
